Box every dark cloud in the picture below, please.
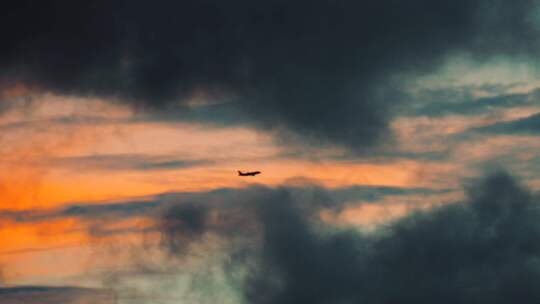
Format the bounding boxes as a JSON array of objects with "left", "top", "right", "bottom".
[
  {"left": 474, "top": 112, "right": 540, "bottom": 135},
  {"left": 324, "top": 184, "right": 451, "bottom": 204},
  {"left": 136, "top": 102, "right": 251, "bottom": 128},
  {"left": 155, "top": 171, "right": 540, "bottom": 304},
  {"left": 1, "top": 0, "right": 539, "bottom": 149},
  {"left": 159, "top": 202, "right": 210, "bottom": 254}
]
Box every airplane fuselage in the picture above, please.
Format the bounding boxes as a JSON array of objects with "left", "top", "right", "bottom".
[{"left": 238, "top": 170, "right": 261, "bottom": 176}]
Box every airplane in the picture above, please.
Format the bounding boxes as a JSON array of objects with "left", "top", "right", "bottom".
[{"left": 238, "top": 170, "right": 261, "bottom": 176}]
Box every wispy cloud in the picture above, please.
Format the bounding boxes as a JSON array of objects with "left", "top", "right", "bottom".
[
  {"left": 44, "top": 154, "right": 213, "bottom": 172},
  {"left": 473, "top": 112, "right": 540, "bottom": 135},
  {"left": 0, "top": 286, "right": 115, "bottom": 304}
]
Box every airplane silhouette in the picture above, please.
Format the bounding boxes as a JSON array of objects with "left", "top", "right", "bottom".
[{"left": 238, "top": 170, "right": 261, "bottom": 176}]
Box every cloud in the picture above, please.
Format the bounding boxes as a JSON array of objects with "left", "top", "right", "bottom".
[
  {"left": 152, "top": 171, "right": 540, "bottom": 304},
  {"left": 0, "top": 184, "right": 443, "bottom": 221},
  {"left": 4, "top": 171, "right": 536, "bottom": 303},
  {"left": 410, "top": 87, "right": 540, "bottom": 118},
  {"left": 0, "top": 184, "right": 445, "bottom": 248},
  {"left": 474, "top": 112, "right": 540, "bottom": 135},
  {"left": 0, "top": 286, "right": 115, "bottom": 304},
  {"left": 159, "top": 202, "right": 211, "bottom": 254},
  {"left": 1, "top": 1, "right": 539, "bottom": 149},
  {"left": 46, "top": 154, "right": 213, "bottom": 172}
]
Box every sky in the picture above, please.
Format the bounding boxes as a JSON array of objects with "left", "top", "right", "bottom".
[{"left": 1, "top": 1, "right": 540, "bottom": 303}]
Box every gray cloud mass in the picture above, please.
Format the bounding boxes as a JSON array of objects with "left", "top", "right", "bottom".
[
  {"left": 2, "top": 171, "right": 539, "bottom": 303},
  {"left": 155, "top": 171, "right": 540, "bottom": 304},
  {"left": 1, "top": 0, "right": 539, "bottom": 149}
]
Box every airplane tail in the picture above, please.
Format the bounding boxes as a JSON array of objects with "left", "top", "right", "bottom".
[{"left": 238, "top": 170, "right": 242, "bottom": 176}]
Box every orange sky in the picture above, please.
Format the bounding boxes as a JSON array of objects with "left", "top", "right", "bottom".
[{"left": 1, "top": 87, "right": 539, "bottom": 287}]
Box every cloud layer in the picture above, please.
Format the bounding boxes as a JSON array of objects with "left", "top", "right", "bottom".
[
  {"left": 155, "top": 171, "right": 540, "bottom": 304},
  {"left": 2, "top": 0, "right": 539, "bottom": 149}
]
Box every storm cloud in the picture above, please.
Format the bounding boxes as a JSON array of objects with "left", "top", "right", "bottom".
[
  {"left": 157, "top": 171, "right": 540, "bottom": 304},
  {"left": 2, "top": 0, "right": 539, "bottom": 149}
]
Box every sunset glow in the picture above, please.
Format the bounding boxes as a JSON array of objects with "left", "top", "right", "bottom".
[{"left": 1, "top": 1, "right": 540, "bottom": 303}]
